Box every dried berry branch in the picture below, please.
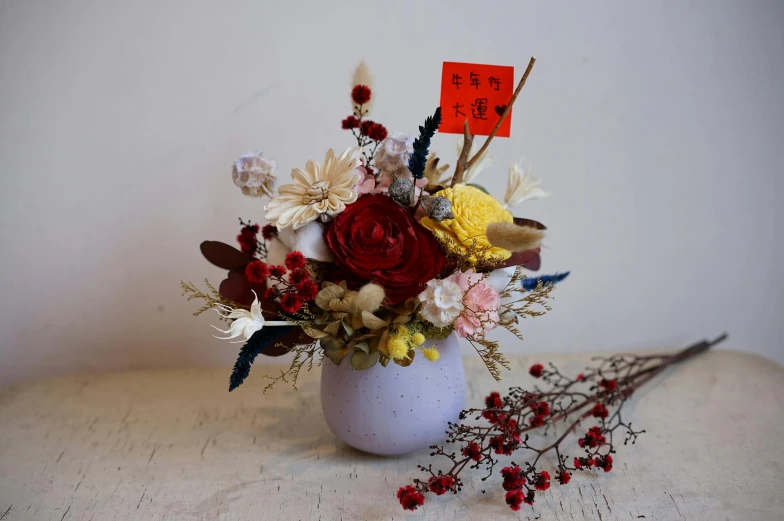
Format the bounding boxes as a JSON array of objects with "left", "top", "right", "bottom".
[{"left": 397, "top": 334, "right": 728, "bottom": 511}]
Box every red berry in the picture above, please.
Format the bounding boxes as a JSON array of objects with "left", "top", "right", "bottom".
[
  {"left": 351, "top": 85, "right": 371, "bottom": 105},
  {"left": 529, "top": 363, "right": 544, "bottom": 378},
  {"left": 245, "top": 260, "right": 269, "bottom": 283},
  {"left": 397, "top": 485, "right": 424, "bottom": 511},
  {"left": 280, "top": 293, "right": 302, "bottom": 314},
  {"left": 341, "top": 115, "right": 360, "bottom": 129}
]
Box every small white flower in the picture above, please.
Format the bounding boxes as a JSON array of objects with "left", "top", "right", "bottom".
[
  {"left": 504, "top": 160, "right": 549, "bottom": 207},
  {"left": 212, "top": 291, "right": 267, "bottom": 342},
  {"left": 232, "top": 152, "right": 277, "bottom": 198},
  {"left": 456, "top": 138, "right": 495, "bottom": 184},
  {"left": 418, "top": 278, "right": 465, "bottom": 328},
  {"left": 375, "top": 132, "right": 415, "bottom": 177}
]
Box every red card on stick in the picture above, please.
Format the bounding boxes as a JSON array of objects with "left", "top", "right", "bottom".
[{"left": 439, "top": 62, "right": 514, "bottom": 137}]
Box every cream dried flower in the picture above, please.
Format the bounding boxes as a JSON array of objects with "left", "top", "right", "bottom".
[
  {"left": 456, "top": 138, "right": 495, "bottom": 184},
  {"left": 265, "top": 148, "right": 361, "bottom": 230},
  {"left": 232, "top": 152, "right": 277, "bottom": 197},
  {"left": 418, "top": 278, "right": 465, "bottom": 328},
  {"left": 375, "top": 132, "right": 415, "bottom": 177},
  {"left": 504, "top": 160, "right": 549, "bottom": 207}
]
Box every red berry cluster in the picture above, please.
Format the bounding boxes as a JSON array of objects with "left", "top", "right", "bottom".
[
  {"left": 529, "top": 363, "right": 544, "bottom": 378},
  {"left": 397, "top": 485, "right": 424, "bottom": 511},
  {"left": 578, "top": 426, "right": 606, "bottom": 448},
  {"left": 397, "top": 340, "right": 726, "bottom": 513},
  {"left": 342, "top": 83, "right": 387, "bottom": 164},
  {"left": 243, "top": 251, "right": 317, "bottom": 315},
  {"left": 427, "top": 475, "right": 454, "bottom": 496},
  {"left": 237, "top": 223, "right": 259, "bottom": 255}
]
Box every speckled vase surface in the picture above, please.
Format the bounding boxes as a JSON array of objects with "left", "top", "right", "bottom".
[{"left": 320, "top": 332, "right": 466, "bottom": 456}]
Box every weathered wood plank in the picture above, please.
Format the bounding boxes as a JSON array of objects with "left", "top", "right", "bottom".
[{"left": 0, "top": 351, "right": 782, "bottom": 520}]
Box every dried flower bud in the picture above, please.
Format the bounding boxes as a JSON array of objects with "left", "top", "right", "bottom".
[
  {"left": 232, "top": 152, "right": 277, "bottom": 198},
  {"left": 419, "top": 194, "right": 454, "bottom": 222},
  {"left": 388, "top": 176, "right": 414, "bottom": 206}
]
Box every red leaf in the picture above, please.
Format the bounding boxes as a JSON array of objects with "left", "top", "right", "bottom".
[
  {"left": 496, "top": 249, "right": 541, "bottom": 271},
  {"left": 200, "top": 241, "right": 254, "bottom": 270},
  {"left": 513, "top": 217, "right": 547, "bottom": 230}
]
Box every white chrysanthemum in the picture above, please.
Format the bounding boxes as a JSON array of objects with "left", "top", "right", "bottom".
[
  {"left": 212, "top": 291, "right": 289, "bottom": 343},
  {"left": 265, "top": 148, "right": 361, "bottom": 230},
  {"left": 418, "top": 278, "right": 465, "bottom": 328},
  {"left": 375, "top": 132, "right": 415, "bottom": 177},
  {"left": 232, "top": 152, "right": 277, "bottom": 197},
  {"left": 456, "top": 138, "right": 495, "bottom": 184},
  {"left": 504, "top": 160, "right": 549, "bottom": 207}
]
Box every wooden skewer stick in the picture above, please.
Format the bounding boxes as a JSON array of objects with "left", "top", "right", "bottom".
[
  {"left": 451, "top": 56, "right": 536, "bottom": 187},
  {"left": 451, "top": 120, "right": 474, "bottom": 185}
]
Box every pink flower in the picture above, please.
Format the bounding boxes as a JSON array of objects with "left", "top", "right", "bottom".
[
  {"left": 448, "top": 270, "right": 501, "bottom": 338},
  {"left": 353, "top": 166, "right": 377, "bottom": 195}
]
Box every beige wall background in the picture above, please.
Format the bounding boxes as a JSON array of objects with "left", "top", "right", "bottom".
[{"left": 1, "top": 0, "right": 782, "bottom": 387}]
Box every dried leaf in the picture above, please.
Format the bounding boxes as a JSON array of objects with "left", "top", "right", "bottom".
[
  {"left": 315, "top": 284, "right": 346, "bottom": 310},
  {"left": 361, "top": 311, "right": 388, "bottom": 330},
  {"left": 350, "top": 349, "right": 380, "bottom": 370}
]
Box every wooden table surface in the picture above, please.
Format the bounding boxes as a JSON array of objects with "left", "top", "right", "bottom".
[{"left": 0, "top": 350, "right": 782, "bottom": 521}]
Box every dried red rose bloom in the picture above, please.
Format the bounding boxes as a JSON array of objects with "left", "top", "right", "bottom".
[
  {"left": 285, "top": 251, "right": 307, "bottom": 270},
  {"left": 601, "top": 378, "right": 618, "bottom": 390},
  {"left": 596, "top": 454, "right": 613, "bottom": 472},
  {"left": 245, "top": 260, "right": 269, "bottom": 283},
  {"left": 280, "top": 293, "right": 302, "bottom": 314},
  {"left": 556, "top": 471, "right": 571, "bottom": 485},
  {"left": 351, "top": 85, "right": 371, "bottom": 105},
  {"left": 462, "top": 442, "right": 482, "bottom": 462},
  {"left": 261, "top": 224, "right": 277, "bottom": 240},
  {"left": 269, "top": 265, "right": 287, "bottom": 277},
  {"left": 533, "top": 470, "right": 551, "bottom": 491},
  {"left": 296, "top": 280, "right": 319, "bottom": 301},
  {"left": 505, "top": 489, "right": 524, "bottom": 511},
  {"left": 397, "top": 485, "right": 424, "bottom": 511},
  {"left": 324, "top": 194, "right": 446, "bottom": 304},
  {"left": 592, "top": 403, "right": 609, "bottom": 419},
  {"left": 366, "top": 122, "right": 388, "bottom": 141},
  {"left": 288, "top": 268, "right": 309, "bottom": 285},
  {"left": 485, "top": 391, "right": 503, "bottom": 408},
  {"left": 427, "top": 475, "right": 454, "bottom": 495},
  {"left": 529, "top": 363, "right": 544, "bottom": 378},
  {"left": 341, "top": 115, "right": 360, "bottom": 129}
]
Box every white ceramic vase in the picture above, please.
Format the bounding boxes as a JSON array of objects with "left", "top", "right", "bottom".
[{"left": 320, "top": 332, "right": 466, "bottom": 456}]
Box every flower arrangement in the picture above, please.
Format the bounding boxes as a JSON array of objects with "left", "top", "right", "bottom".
[{"left": 182, "top": 57, "right": 569, "bottom": 391}]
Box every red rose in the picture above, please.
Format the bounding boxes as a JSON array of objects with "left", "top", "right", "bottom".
[{"left": 324, "top": 194, "right": 445, "bottom": 305}]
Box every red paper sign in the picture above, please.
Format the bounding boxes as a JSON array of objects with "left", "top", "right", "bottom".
[{"left": 439, "top": 62, "right": 514, "bottom": 137}]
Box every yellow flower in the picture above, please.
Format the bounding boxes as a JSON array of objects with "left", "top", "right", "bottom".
[
  {"left": 412, "top": 333, "right": 426, "bottom": 346},
  {"left": 421, "top": 347, "right": 440, "bottom": 361},
  {"left": 388, "top": 328, "right": 411, "bottom": 360},
  {"left": 420, "top": 184, "right": 513, "bottom": 263}
]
